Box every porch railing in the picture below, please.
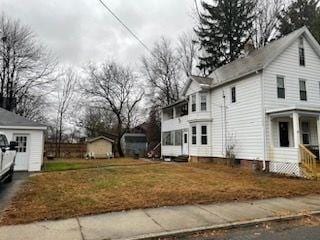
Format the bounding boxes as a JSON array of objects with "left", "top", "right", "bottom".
[{"left": 300, "top": 144, "right": 317, "bottom": 178}]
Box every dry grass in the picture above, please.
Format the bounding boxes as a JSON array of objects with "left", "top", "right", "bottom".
[
  {"left": 1, "top": 161, "right": 320, "bottom": 225},
  {"left": 43, "top": 158, "right": 153, "bottom": 171}
]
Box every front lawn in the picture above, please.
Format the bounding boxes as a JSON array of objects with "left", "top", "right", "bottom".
[
  {"left": 43, "top": 158, "right": 153, "bottom": 172},
  {"left": 1, "top": 161, "right": 320, "bottom": 225}
]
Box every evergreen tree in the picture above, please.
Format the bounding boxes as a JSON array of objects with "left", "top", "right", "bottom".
[
  {"left": 195, "top": 0, "right": 256, "bottom": 75},
  {"left": 278, "top": 0, "right": 320, "bottom": 43}
]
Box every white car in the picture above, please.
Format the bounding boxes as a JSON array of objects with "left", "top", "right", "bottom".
[{"left": 0, "top": 133, "right": 17, "bottom": 183}]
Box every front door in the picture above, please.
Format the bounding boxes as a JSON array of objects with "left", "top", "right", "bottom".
[
  {"left": 279, "top": 122, "right": 289, "bottom": 147},
  {"left": 182, "top": 132, "right": 189, "bottom": 155},
  {"left": 14, "top": 135, "right": 29, "bottom": 171}
]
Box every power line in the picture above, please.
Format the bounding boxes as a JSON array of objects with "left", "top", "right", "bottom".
[{"left": 97, "top": 0, "right": 152, "bottom": 55}]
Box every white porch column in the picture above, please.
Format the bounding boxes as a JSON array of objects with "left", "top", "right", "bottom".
[{"left": 293, "top": 112, "right": 300, "bottom": 148}]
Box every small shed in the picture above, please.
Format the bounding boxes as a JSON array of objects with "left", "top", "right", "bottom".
[
  {"left": 86, "top": 136, "right": 114, "bottom": 158},
  {"left": 121, "top": 133, "right": 148, "bottom": 157},
  {"left": 0, "top": 108, "right": 46, "bottom": 172}
]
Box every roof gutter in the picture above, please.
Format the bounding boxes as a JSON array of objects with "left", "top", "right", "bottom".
[{"left": 0, "top": 126, "right": 47, "bottom": 130}]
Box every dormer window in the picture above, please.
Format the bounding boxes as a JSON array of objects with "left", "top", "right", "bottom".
[{"left": 299, "top": 37, "right": 305, "bottom": 66}]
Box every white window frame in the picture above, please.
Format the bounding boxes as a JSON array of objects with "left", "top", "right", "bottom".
[
  {"left": 191, "top": 94, "right": 196, "bottom": 112},
  {"left": 231, "top": 86, "right": 236, "bottom": 103},
  {"left": 299, "top": 79, "right": 307, "bottom": 101},
  {"left": 191, "top": 126, "right": 197, "bottom": 145},
  {"left": 201, "top": 125, "right": 208, "bottom": 145},
  {"left": 200, "top": 93, "right": 207, "bottom": 111},
  {"left": 277, "top": 75, "right": 285, "bottom": 99}
]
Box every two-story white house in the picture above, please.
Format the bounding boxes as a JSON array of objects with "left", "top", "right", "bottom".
[{"left": 161, "top": 27, "right": 320, "bottom": 177}]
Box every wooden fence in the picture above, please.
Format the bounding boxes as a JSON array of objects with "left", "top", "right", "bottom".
[{"left": 45, "top": 143, "right": 87, "bottom": 159}]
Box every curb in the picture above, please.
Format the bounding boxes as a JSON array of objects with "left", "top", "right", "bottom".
[{"left": 125, "top": 210, "right": 320, "bottom": 240}]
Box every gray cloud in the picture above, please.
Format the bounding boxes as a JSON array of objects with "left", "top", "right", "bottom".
[{"left": 0, "top": 0, "right": 195, "bottom": 67}]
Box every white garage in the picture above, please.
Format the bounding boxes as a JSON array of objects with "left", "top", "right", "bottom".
[{"left": 0, "top": 108, "right": 46, "bottom": 172}]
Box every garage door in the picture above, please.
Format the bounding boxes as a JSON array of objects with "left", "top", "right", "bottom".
[{"left": 14, "top": 135, "right": 29, "bottom": 171}]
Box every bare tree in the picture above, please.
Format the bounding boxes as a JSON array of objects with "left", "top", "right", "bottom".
[
  {"left": 141, "top": 37, "right": 182, "bottom": 108},
  {"left": 252, "top": 0, "right": 286, "bottom": 48},
  {"left": 55, "top": 69, "right": 77, "bottom": 157},
  {"left": 177, "top": 32, "right": 199, "bottom": 77},
  {"left": 15, "top": 93, "right": 48, "bottom": 123},
  {"left": 0, "top": 14, "right": 56, "bottom": 113},
  {"left": 80, "top": 106, "right": 117, "bottom": 138},
  {"left": 83, "top": 61, "right": 143, "bottom": 157}
]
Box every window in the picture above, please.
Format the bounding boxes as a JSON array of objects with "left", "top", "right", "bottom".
[
  {"left": 200, "top": 93, "right": 207, "bottom": 111},
  {"left": 162, "top": 132, "right": 173, "bottom": 146},
  {"left": 16, "top": 136, "right": 27, "bottom": 153},
  {"left": 201, "top": 125, "right": 208, "bottom": 145},
  {"left": 302, "top": 121, "right": 310, "bottom": 145},
  {"left": 231, "top": 87, "right": 236, "bottom": 103},
  {"left": 277, "top": 76, "right": 285, "bottom": 99},
  {"left": 192, "top": 126, "right": 197, "bottom": 145},
  {"left": 184, "top": 133, "right": 188, "bottom": 144},
  {"left": 174, "top": 130, "right": 182, "bottom": 146},
  {"left": 299, "top": 37, "right": 305, "bottom": 66},
  {"left": 191, "top": 94, "right": 196, "bottom": 112},
  {"left": 0, "top": 135, "right": 8, "bottom": 147},
  {"left": 299, "top": 79, "right": 307, "bottom": 101}
]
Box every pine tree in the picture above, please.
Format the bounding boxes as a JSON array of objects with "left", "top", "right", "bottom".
[
  {"left": 195, "top": 0, "right": 256, "bottom": 75},
  {"left": 278, "top": 0, "right": 320, "bottom": 43}
]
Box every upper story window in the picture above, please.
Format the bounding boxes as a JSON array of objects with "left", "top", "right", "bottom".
[
  {"left": 192, "top": 126, "right": 197, "bottom": 145},
  {"left": 200, "top": 93, "right": 207, "bottom": 111},
  {"left": 191, "top": 94, "right": 196, "bottom": 112},
  {"left": 299, "top": 79, "right": 307, "bottom": 101},
  {"left": 299, "top": 37, "right": 305, "bottom": 66},
  {"left": 277, "top": 76, "right": 285, "bottom": 99},
  {"left": 231, "top": 86, "right": 236, "bottom": 103},
  {"left": 201, "top": 125, "right": 208, "bottom": 145}
]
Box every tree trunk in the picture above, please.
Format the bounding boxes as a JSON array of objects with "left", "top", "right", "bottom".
[{"left": 117, "top": 139, "right": 124, "bottom": 157}]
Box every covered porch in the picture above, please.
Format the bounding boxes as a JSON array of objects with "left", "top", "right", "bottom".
[{"left": 267, "top": 107, "right": 320, "bottom": 178}]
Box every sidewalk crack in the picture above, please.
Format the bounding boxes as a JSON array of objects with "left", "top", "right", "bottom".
[
  {"left": 76, "top": 217, "right": 85, "bottom": 240},
  {"left": 143, "top": 210, "right": 167, "bottom": 231}
]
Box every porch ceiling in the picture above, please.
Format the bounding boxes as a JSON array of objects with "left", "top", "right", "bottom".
[{"left": 267, "top": 106, "right": 320, "bottom": 118}]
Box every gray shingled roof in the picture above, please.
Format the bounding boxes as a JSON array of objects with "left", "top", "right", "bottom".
[
  {"left": 186, "top": 27, "right": 320, "bottom": 90},
  {"left": 191, "top": 75, "right": 213, "bottom": 85},
  {"left": 0, "top": 107, "right": 46, "bottom": 128},
  {"left": 208, "top": 27, "right": 310, "bottom": 86}
]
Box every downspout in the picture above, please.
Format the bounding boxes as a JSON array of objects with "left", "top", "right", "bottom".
[{"left": 260, "top": 70, "right": 267, "bottom": 171}]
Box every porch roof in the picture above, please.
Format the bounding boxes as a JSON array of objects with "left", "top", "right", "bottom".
[
  {"left": 162, "top": 99, "right": 188, "bottom": 110},
  {"left": 266, "top": 106, "right": 320, "bottom": 116}
]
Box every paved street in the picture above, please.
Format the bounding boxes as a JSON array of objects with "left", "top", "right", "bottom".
[
  {"left": 168, "top": 216, "right": 320, "bottom": 240},
  {"left": 0, "top": 195, "right": 319, "bottom": 240}
]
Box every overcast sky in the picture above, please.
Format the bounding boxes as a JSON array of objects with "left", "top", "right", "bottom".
[{"left": 0, "top": 0, "right": 196, "bottom": 68}]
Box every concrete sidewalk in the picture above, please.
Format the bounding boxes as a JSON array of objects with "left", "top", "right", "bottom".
[{"left": 0, "top": 195, "right": 319, "bottom": 240}]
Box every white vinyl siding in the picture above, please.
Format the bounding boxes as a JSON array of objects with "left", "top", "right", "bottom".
[
  {"left": 211, "top": 74, "right": 264, "bottom": 160},
  {"left": 263, "top": 36, "right": 320, "bottom": 110}
]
